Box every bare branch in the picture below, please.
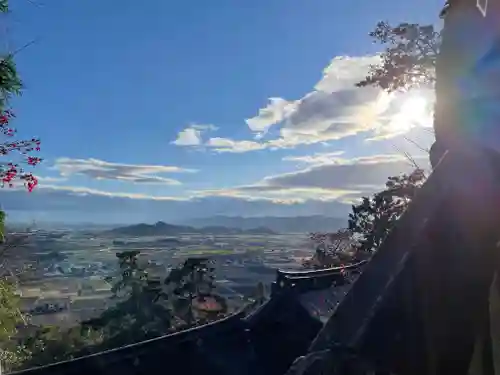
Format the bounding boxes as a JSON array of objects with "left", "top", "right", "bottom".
[{"left": 403, "top": 135, "right": 430, "bottom": 154}]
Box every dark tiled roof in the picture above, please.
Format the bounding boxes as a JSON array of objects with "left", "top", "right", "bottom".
[{"left": 298, "top": 281, "right": 356, "bottom": 323}]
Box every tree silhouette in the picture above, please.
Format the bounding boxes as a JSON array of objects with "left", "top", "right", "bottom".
[
  {"left": 84, "top": 253, "right": 229, "bottom": 350},
  {"left": 164, "top": 257, "right": 227, "bottom": 327},
  {"left": 357, "top": 21, "right": 440, "bottom": 92},
  {"left": 349, "top": 168, "right": 426, "bottom": 254},
  {"left": 90, "top": 251, "right": 172, "bottom": 347}
]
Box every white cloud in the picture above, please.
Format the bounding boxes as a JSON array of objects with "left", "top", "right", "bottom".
[
  {"left": 191, "top": 124, "right": 219, "bottom": 131},
  {"left": 263, "top": 153, "right": 429, "bottom": 191},
  {"left": 194, "top": 153, "right": 429, "bottom": 205},
  {"left": 273, "top": 56, "right": 389, "bottom": 142},
  {"left": 245, "top": 97, "right": 296, "bottom": 135},
  {"left": 172, "top": 128, "right": 203, "bottom": 146},
  {"left": 282, "top": 151, "right": 345, "bottom": 165},
  {"left": 314, "top": 56, "right": 382, "bottom": 93},
  {"left": 3, "top": 184, "right": 352, "bottom": 222},
  {"left": 38, "top": 184, "right": 189, "bottom": 200},
  {"left": 216, "top": 56, "right": 393, "bottom": 152},
  {"left": 36, "top": 176, "right": 68, "bottom": 183},
  {"left": 175, "top": 55, "right": 434, "bottom": 154},
  {"left": 172, "top": 123, "right": 218, "bottom": 146},
  {"left": 206, "top": 138, "right": 266, "bottom": 153},
  {"left": 5, "top": 151, "right": 432, "bottom": 221},
  {"left": 251, "top": 56, "right": 433, "bottom": 150},
  {"left": 53, "top": 158, "right": 197, "bottom": 185},
  {"left": 194, "top": 185, "right": 357, "bottom": 204}
]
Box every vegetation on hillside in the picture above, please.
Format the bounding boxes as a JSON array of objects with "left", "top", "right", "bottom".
[
  {"left": 8, "top": 252, "right": 232, "bottom": 371},
  {"left": 347, "top": 168, "right": 427, "bottom": 253},
  {"left": 0, "top": 278, "right": 28, "bottom": 369},
  {"left": 304, "top": 168, "right": 427, "bottom": 269},
  {"left": 90, "top": 251, "right": 228, "bottom": 348},
  {"left": 0, "top": 0, "right": 43, "bottom": 369}
]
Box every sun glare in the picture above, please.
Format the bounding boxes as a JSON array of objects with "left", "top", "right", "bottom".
[
  {"left": 379, "top": 94, "right": 430, "bottom": 138},
  {"left": 400, "top": 95, "right": 428, "bottom": 120}
]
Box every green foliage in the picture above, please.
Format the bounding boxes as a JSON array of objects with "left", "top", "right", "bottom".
[
  {"left": 91, "top": 251, "right": 172, "bottom": 346},
  {"left": 107, "top": 250, "right": 149, "bottom": 299},
  {"left": 0, "top": 210, "right": 5, "bottom": 243},
  {"left": 88, "top": 253, "right": 228, "bottom": 348},
  {"left": 0, "top": 212, "right": 29, "bottom": 370},
  {"left": 0, "top": 56, "right": 22, "bottom": 110},
  {"left": 165, "top": 257, "right": 226, "bottom": 326},
  {"left": 357, "top": 21, "right": 440, "bottom": 92},
  {"left": 15, "top": 325, "right": 103, "bottom": 370},
  {"left": 272, "top": 170, "right": 425, "bottom": 272},
  {"left": 0, "top": 280, "right": 24, "bottom": 341},
  {"left": 0, "top": 342, "right": 32, "bottom": 372},
  {"left": 0, "top": 279, "right": 27, "bottom": 370},
  {"left": 6, "top": 253, "right": 230, "bottom": 369},
  {"left": 348, "top": 168, "right": 426, "bottom": 253},
  {"left": 0, "top": 0, "right": 8, "bottom": 13}
]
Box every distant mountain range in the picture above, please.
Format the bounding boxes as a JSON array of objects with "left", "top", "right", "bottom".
[
  {"left": 182, "top": 215, "right": 347, "bottom": 233},
  {"left": 105, "top": 221, "right": 277, "bottom": 237}
]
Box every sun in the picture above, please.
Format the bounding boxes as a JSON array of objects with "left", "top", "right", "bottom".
[
  {"left": 380, "top": 94, "right": 430, "bottom": 137},
  {"left": 400, "top": 95, "right": 428, "bottom": 120}
]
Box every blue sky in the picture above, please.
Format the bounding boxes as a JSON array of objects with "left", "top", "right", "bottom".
[{"left": 3, "top": 0, "right": 443, "bottom": 224}]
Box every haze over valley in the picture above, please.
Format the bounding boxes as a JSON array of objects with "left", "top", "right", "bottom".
[{"left": 9, "top": 217, "right": 327, "bottom": 329}]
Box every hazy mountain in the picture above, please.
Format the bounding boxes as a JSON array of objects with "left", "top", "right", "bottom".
[
  {"left": 182, "top": 216, "right": 347, "bottom": 233},
  {"left": 105, "top": 221, "right": 276, "bottom": 237},
  {"left": 8, "top": 221, "right": 120, "bottom": 231},
  {"left": 106, "top": 222, "right": 191, "bottom": 236}
]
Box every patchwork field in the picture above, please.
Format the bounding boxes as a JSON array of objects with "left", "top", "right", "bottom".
[{"left": 14, "top": 231, "right": 314, "bottom": 327}]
